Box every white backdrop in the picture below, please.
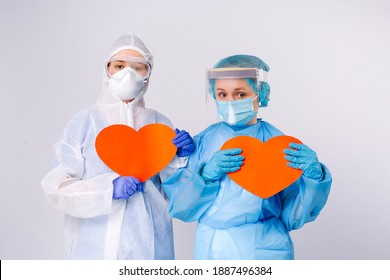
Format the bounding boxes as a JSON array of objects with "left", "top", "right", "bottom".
[{"left": 1, "top": 0, "right": 389, "bottom": 260}]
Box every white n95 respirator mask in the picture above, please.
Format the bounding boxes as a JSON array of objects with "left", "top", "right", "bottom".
[{"left": 109, "top": 67, "right": 146, "bottom": 100}]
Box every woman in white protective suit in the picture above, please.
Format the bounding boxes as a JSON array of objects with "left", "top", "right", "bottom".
[{"left": 41, "top": 33, "right": 195, "bottom": 259}]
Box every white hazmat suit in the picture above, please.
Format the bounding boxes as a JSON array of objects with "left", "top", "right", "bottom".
[{"left": 41, "top": 34, "right": 184, "bottom": 259}]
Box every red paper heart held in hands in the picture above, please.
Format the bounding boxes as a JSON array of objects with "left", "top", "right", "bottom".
[
  {"left": 221, "top": 135, "right": 303, "bottom": 199},
  {"left": 95, "top": 124, "right": 177, "bottom": 182}
]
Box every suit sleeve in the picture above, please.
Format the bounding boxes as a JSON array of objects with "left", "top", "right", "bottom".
[{"left": 41, "top": 112, "right": 118, "bottom": 218}]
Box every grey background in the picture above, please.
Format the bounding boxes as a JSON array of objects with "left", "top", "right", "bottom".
[{"left": 1, "top": 0, "right": 389, "bottom": 260}]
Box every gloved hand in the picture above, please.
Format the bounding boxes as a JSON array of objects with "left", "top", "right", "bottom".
[
  {"left": 112, "top": 176, "right": 143, "bottom": 200},
  {"left": 172, "top": 128, "right": 195, "bottom": 157},
  {"left": 284, "top": 143, "right": 323, "bottom": 181},
  {"left": 201, "top": 148, "right": 244, "bottom": 182}
]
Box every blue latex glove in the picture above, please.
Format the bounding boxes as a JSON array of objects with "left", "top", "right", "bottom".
[
  {"left": 112, "top": 176, "right": 143, "bottom": 200},
  {"left": 172, "top": 128, "right": 195, "bottom": 157},
  {"left": 284, "top": 143, "right": 323, "bottom": 181},
  {"left": 201, "top": 148, "right": 244, "bottom": 182}
]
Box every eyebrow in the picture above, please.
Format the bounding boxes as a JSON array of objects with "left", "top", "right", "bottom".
[{"left": 215, "top": 87, "right": 248, "bottom": 91}]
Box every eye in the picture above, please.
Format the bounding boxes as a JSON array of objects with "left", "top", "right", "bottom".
[
  {"left": 133, "top": 63, "right": 147, "bottom": 71},
  {"left": 115, "top": 65, "right": 124, "bottom": 70},
  {"left": 217, "top": 92, "right": 227, "bottom": 98},
  {"left": 134, "top": 66, "right": 147, "bottom": 74},
  {"left": 237, "top": 92, "right": 247, "bottom": 98}
]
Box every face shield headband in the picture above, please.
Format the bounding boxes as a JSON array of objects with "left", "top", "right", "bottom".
[{"left": 207, "top": 67, "right": 268, "bottom": 82}]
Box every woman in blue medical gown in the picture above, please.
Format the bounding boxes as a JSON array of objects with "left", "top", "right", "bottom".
[{"left": 162, "top": 54, "right": 332, "bottom": 260}]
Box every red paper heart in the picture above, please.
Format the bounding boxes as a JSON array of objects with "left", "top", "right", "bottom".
[
  {"left": 95, "top": 124, "right": 177, "bottom": 182},
  {"left": 221, "top": 135, "right": 303, "bottom": 198}
]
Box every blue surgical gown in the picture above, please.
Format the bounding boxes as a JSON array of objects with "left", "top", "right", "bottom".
[{"left": 162, "top": 120, "right": 332, "bottom": 260}]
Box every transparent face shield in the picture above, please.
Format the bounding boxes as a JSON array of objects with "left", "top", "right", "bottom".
[
  {"left": 105, "top": 56, "right": 151, "bottom": 80},
  {"left": 206, "top": 67, "right": 268, "bottom": 96}
]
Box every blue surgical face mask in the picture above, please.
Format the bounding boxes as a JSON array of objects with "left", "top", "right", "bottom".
[{"left": 216, "top": 96, "right": 258, "bottom": 126}]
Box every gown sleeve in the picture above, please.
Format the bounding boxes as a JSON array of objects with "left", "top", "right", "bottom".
[
  {"left": 279, "top": 163, "right": 332, "bottom": 231},
  {"left": 41, "top": 112, "right": 118, "bottom": 219},
  {"left": 161, "top": 136, "right": 220, "bottom": 222}
]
